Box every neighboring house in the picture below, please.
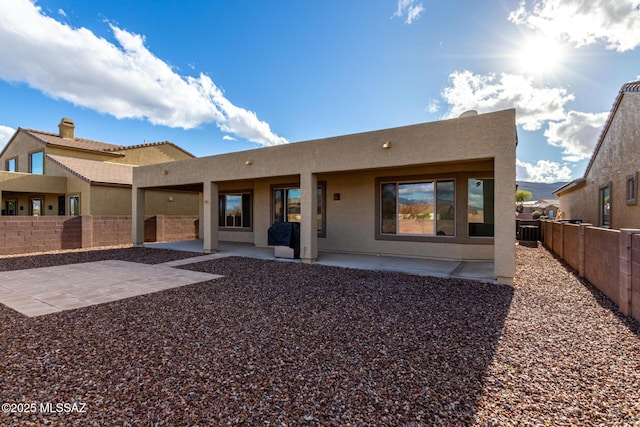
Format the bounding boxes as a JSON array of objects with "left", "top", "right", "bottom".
[
  {"left": 0, "top": 118, "right": 198, "bottom": 216},
  {"left": 132, "top": 109, "right": 517, "bottom": 284},
  {"left": 554, "top": 80, "right": 640, "bottom": 228},
  {"left": 516, "top": 199, "right": 559, "bottom": 219}
]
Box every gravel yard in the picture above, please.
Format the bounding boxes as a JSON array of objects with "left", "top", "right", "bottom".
[{"left": 0, "top": 245, "right": 639, "bottom": 426}]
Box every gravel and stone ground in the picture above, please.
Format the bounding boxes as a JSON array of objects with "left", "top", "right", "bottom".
[{"left": 0, "top": 244, "right": 638, "bottom": 426}]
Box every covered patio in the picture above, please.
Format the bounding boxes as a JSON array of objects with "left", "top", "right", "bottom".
[{"left": 132, "top": 111, "right": 517, "bottom": 284}]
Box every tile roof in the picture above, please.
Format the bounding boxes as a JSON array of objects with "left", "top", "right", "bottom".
[
  {"left": 108, "top": 140, "right": 195, "bottom": 158},
  {"left": 23, "top": 128, "right": 125, "bottom": 153},
  {"left": 47, "top": 154, "right": 133, "bottom": 185}
]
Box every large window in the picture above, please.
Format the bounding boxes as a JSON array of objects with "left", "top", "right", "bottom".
[
  {"left": 468, "top": 178, "right": 494, "bottom": 237},
  {"left": 6, "top": 158, "right": 16, "bottom": 172},
  {"left": 273, "top": 184, "right": 325, "bottom": 236},
  {"left": 218, "top": 193, "right": 251, "bottom": 229},
  {"left": 29, "top": 151, "right": 43, "bottom": 174},
  {"left": 381, "top": 180, "right": 455, "bottom": 237},
  {"left": 600, "top": 182, "right": 611, "bottom": 227}
]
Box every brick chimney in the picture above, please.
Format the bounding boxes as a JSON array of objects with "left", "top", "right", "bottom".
[{"left": 58, "top": 117, "right": 75, "bottom": 139}]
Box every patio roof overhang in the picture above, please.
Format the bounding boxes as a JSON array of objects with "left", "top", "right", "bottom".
[{"left": 0, "top": 171, "right": 67, "bottom": 194}]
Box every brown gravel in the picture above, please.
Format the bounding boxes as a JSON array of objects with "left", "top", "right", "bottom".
[{"left": 0, "top": 244, "right": 638, "bottom": 426}]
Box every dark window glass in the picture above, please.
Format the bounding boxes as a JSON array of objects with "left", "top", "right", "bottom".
[
  {"left": 600, "top": 184, "right": 611, "bottom": 227},
  {"left": 218, "top": 193, "right": 251, "bottom": 228},
  {"left": 381, "top": 180, "right": 455, "bottom": 236},
  {"left": 273, "top": 185, "right": 324, "bottom": 236},
  {"left": 468, "top": 178, "right": 494, "bottom": 237}
]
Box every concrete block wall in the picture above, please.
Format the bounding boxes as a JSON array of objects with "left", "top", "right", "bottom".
[
  {"left": 562, "top": 224, "right": 580, "bottom": 271},
  {"left": 91, "top": 216, "right": 133, "bottom": 247},
  {"left": 0, "top": 215, "right": 200, "bottom": 256},
  {"left": 542, "top": 220, "right": 640, "bottom": 323},
  {"left": 584, "top": 227, "right": 620, "bottom": 306},
  {"left": 0, "top": 216, "right": 81, "bottom": 255},
  {"left": 632, "top": 234, "right": 640, "bottom": 322},
  {"left": 155, "top": 215, "right": 199, "bottom": 242}
]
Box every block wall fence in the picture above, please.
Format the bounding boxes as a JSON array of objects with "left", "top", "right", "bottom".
[
  {"left": 0, "top": 215, "right": 199, "bottom": 256},
  {"left": 541, "top": 220, "right": 640, "bottom": 324}
]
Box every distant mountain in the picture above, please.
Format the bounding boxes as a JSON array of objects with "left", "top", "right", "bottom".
[{"left": 516, "top": 181, "right": 567, "bottom": 201}]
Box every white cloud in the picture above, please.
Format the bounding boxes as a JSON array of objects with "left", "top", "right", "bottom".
[
  {"left": 57, "top": 8, "right": 66, "bottom": 17},
  {"left": 516, "top": 159, "right": 572, "bottom": 183},
  {"left": 426, "top": 100, "right": 440, "bottom": 113},
  {"left": 222, "top": 135, "right": 236, "bottom": 141},
  {"left": 0, "top": 125, "right": 16, "bottom": 151},
  {"left": 544, "top": 111, "right": 609, "bottom": 162},
  {"left": 441, "top": 70, "right": 574, "bottom": 130},
  {"left": 509, "top": 0, "right": 640, "bottom": 52},
  {"left": 0, "top": 0, "right": 288, "bottom": 147},
  {"left": 439, "top": 70, "right": 608, "bottom": 166},
  {"left": 393, "top": 0, "right": 424, "bottom": 24}
]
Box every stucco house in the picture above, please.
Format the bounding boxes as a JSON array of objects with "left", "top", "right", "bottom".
[
  {"left": 554, "top": 80, "right": 640, "bottom": 229},
  {"left": 132, "top": 109, "right": 517, "bottom": 284},
  {"left": 0, "top": 118, "right": 198, "bottom": 217},
  {"left": 516, "top": 199, "right": 559, "bottom": 219}
]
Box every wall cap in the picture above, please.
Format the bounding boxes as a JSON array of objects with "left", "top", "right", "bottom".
[{"left": 620, "top": 229, "right": 640, "bottom": 234}]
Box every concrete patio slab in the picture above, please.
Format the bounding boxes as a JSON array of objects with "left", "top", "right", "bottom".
[
  {"left": 0, "top": 260, "right": 222, "bottom": 317},
  {"left": 145, "top": 240, "right": 497, "bottom": 282}
]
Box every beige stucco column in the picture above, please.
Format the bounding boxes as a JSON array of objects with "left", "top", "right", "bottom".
[
  {"left": 494, "top": 152, "right": 516, "bottom": 285},
  {"left": 198, "top": 191, "right": 204, "bottom": 239},
  {"left": 300, "top": 172, "right": 318, "bottom": 263},
  {"left": 203, "top": 181, "right": 219, "bottom": 253},
  {"left": 132, "top": 187, "right": 145, "bottom": 246}
]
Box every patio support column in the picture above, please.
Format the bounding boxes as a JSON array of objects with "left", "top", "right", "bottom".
[
  {"left": 0, "top": 190, "right": 2, "bottom": 215},
  {"left": 494, "top": 150, "right": 516, "bottom": 285},
  {"left": 132, "top": 187, "right": 145, "bottom": 246},
  {"left": 198, "top": 191, "right": 204, "bottom": 239},
  {"left": 300, "top": 171, "right": 318, "bottom": 263},
  {"left": 203, "top": 181, "right": 219, "bottom": 253}
]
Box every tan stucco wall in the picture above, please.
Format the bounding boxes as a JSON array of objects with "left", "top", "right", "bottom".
[
  {"left": 145, "top": 190, "right": 199, "bottom": 215},
  {"left": 46, "top": 145, "right": 121, "bottom": 163},
  {"left": 558, "top": 94, "right": 640, "bottom": 228},
  {"left": 557, "top": 185, "right": 587, "bottom": 222},
  {"left": 0, "top": 171, "right": 67, "bottom": 193},
  {"left": 0, "top": 133, "right": 46, "bottom": 173}
]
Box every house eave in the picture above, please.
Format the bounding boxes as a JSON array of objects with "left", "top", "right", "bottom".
[{"left": 553, "top": 178, "right": 586, "bottom": 196}]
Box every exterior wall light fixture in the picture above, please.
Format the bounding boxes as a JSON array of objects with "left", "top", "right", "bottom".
[
  {"left": 162, "top": 170, "right": 169, "bottom": 175},
  {"left": 245, "top": 160, "right": 253, "bottom": 165},
  {"left": 382, "top": 141, "right": 391, "bottom": 149}
]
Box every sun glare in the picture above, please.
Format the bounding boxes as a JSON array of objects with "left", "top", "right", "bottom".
[{"left": 514, "top": 35, "right": 565, "bottom": 76}]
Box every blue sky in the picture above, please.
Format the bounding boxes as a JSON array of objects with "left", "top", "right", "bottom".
[{"left": 0, "top": 0, "right": 639, "bottom": 183}]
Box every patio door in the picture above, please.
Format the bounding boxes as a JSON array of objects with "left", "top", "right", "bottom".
[{"left": 30, "top": 198, "right": 43, "bottom": 216}]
